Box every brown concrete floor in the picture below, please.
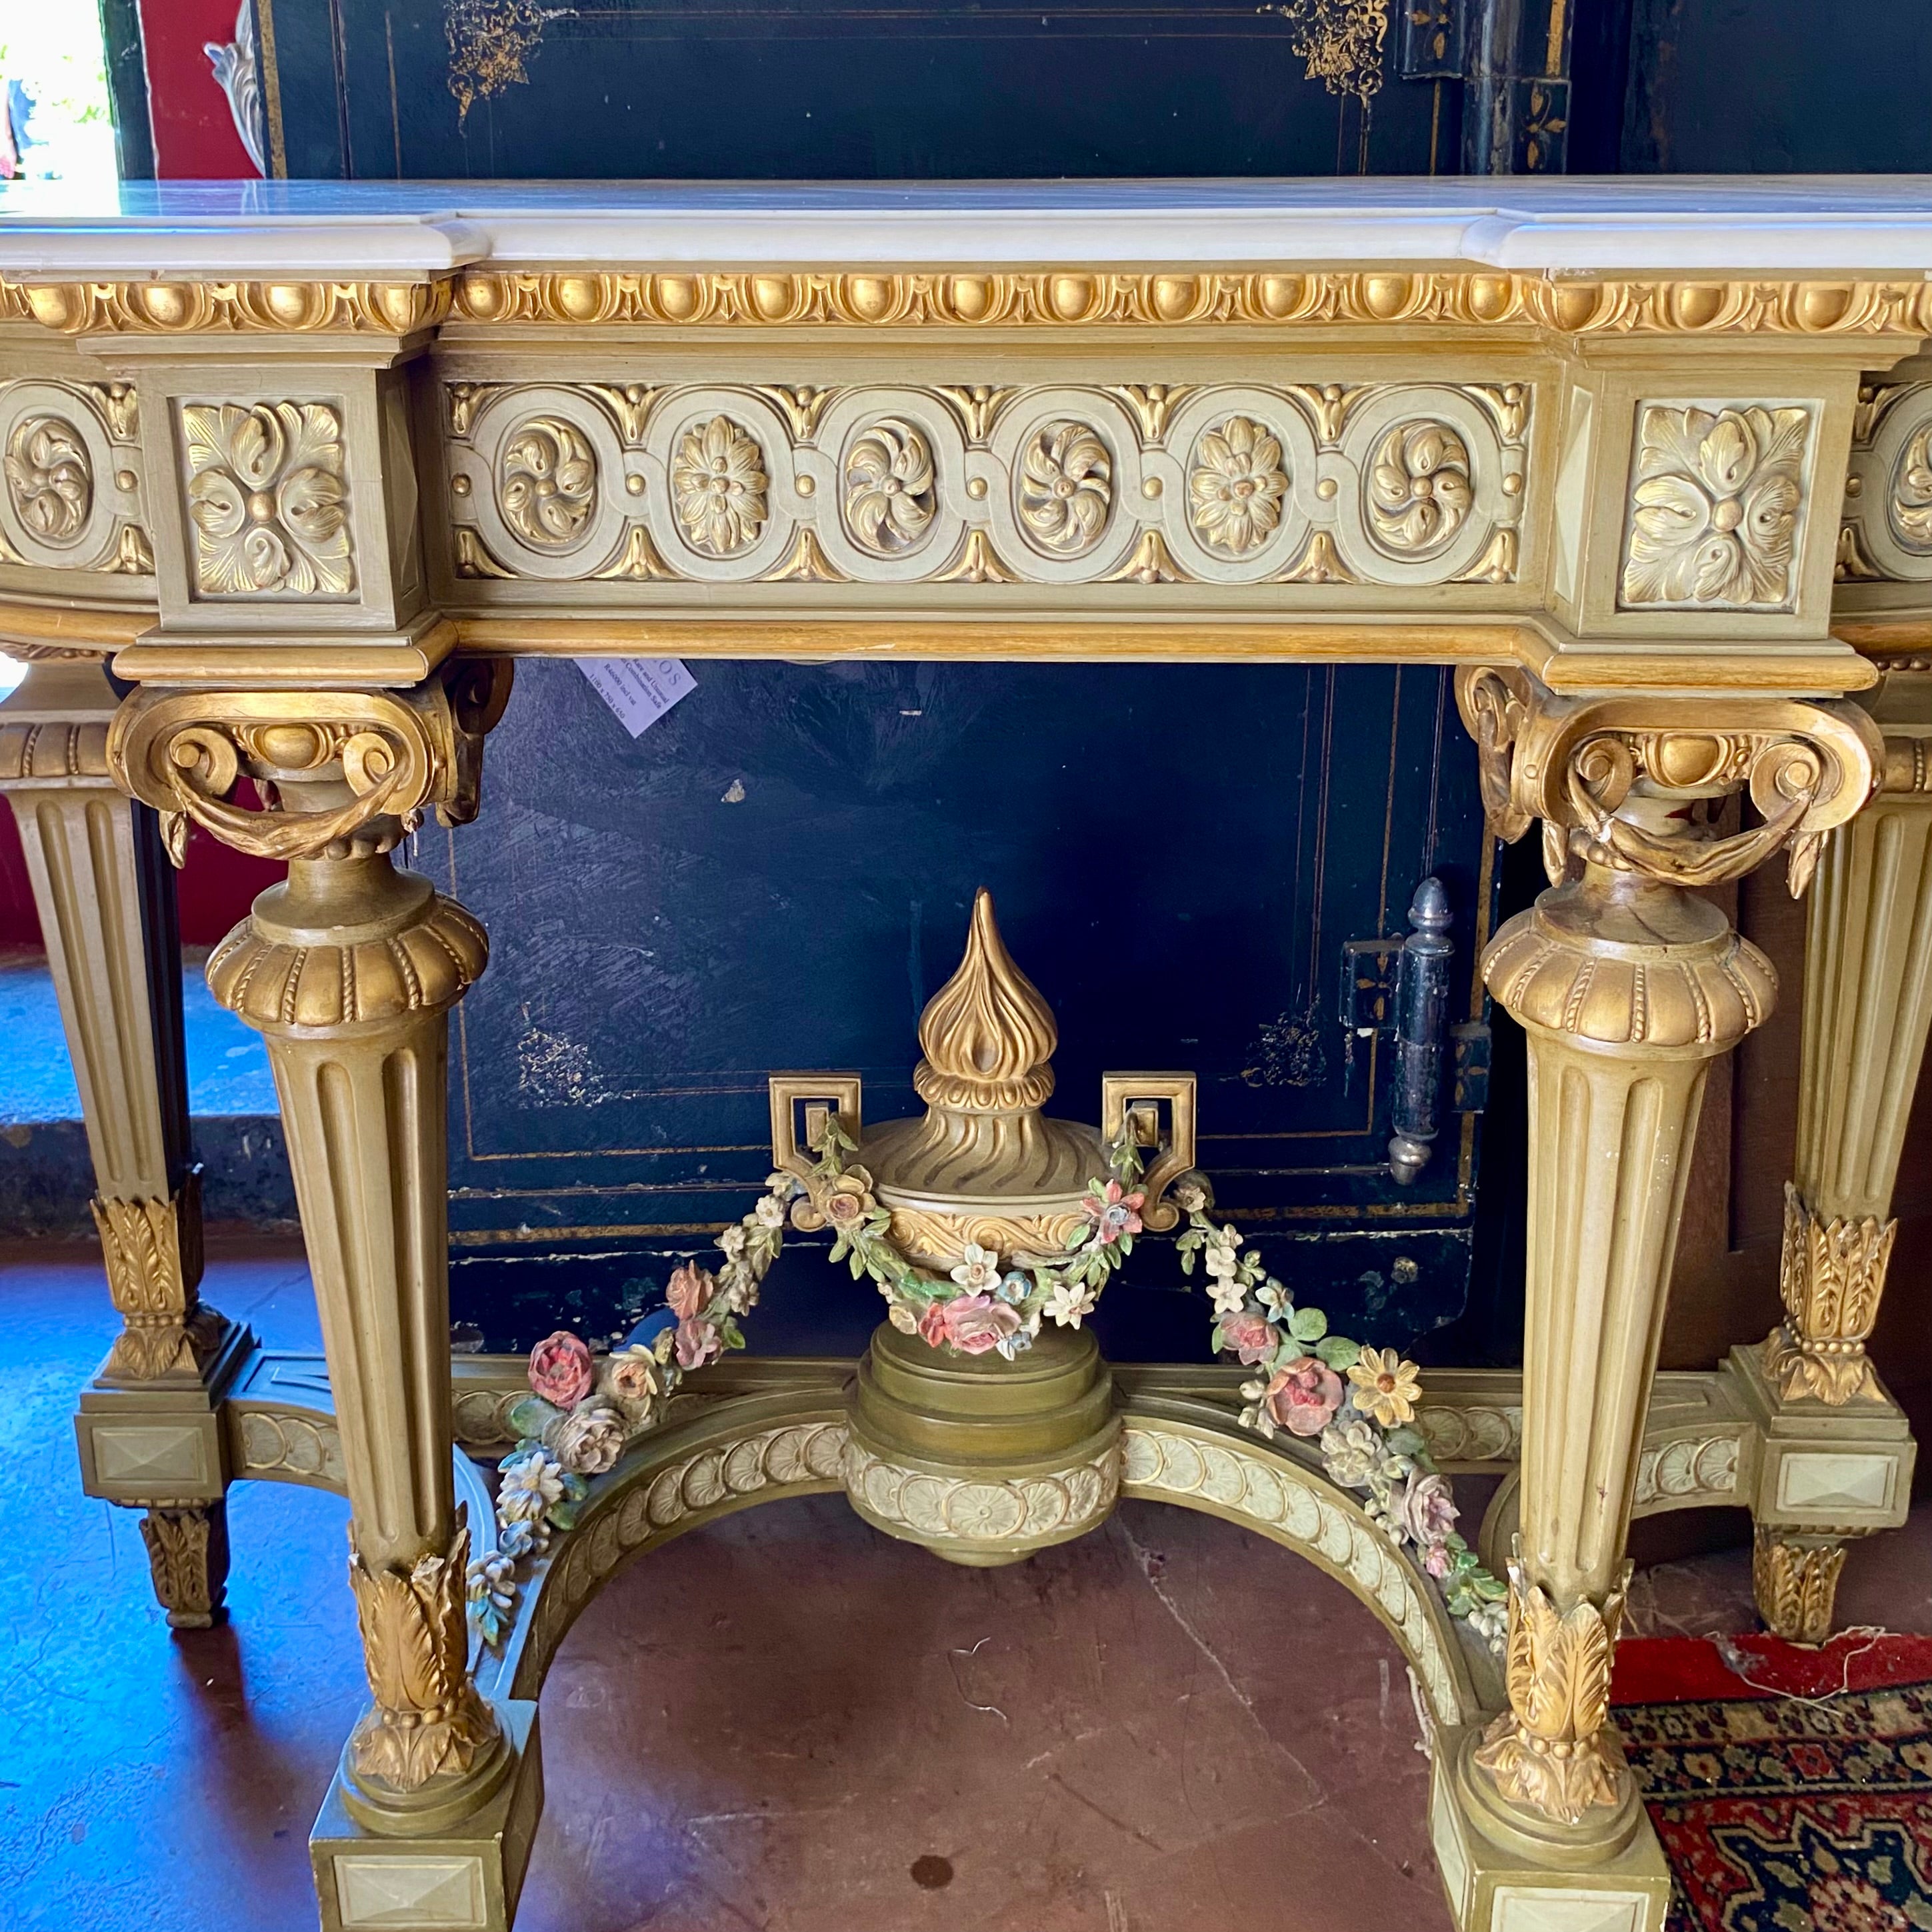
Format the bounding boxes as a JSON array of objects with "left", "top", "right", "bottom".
[{"left": 3, "top": 1243, "right": 1931, "bottom": 1932}]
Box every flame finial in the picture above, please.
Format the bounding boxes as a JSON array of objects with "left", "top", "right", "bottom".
[{"left": 913, "top": 890, "right": 1057, "bottom": 1114}]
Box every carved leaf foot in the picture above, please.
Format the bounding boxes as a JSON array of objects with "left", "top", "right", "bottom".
[{"left": 138, "top": 1503, "right": 229, "bottom": 1629}]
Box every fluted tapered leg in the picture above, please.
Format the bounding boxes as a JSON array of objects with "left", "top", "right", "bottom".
[
  {"left": 1, "top": 657, "right": 245, "bottom": 1625},
  {"left": 1751, "top": 721, "right": 1932, "bottom": 1637},
  {"left": 1465, "top": 863, "right": 1773, "bottom": 1851},
  {"left": 209, "top": 843, "right": 507, "bottom": 1824}
]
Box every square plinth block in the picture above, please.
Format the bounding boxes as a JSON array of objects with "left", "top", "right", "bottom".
[
  {"left": 311, "top": 1702, "right": 542, "bottom": 1932},
  {"left": 1429, "top": 1729, "right": 1673, "bottom": 1932}
]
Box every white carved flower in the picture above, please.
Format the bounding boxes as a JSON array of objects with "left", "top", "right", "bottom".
[
  {"left": 499, "top": 416, "right": 597, "bottom": 549},
  {"left": 1894, "top": 423, "right": 1932, "bottom": 552},
  {"left": 182, "top": 401, "right": 354, "bottom": 595},
  {"left": 1045, "top": 1277, "right": 1097, "bottom": 1329},
  {"left": 1623, "top": 405, "right": 1808, "bottom": 607},
  {"left": 1369, "top": 421, "right": 1472, "bottom": 554},
  {"left": 1189, "top": 415, "right": 1287, "bottom": 555},
  {"left": 1017, "top": 419, "right": 1112, "bottom": 554},
  {"left": 497, "top": 1445, "right": 565, "bottom": 1522},
  {"left": 4, "top": 414, "right": 91, "bottom": 546},
  {"left": 949, "top": 1242, "right": 1004, "bottom": 1294},
  {"left": 673, "top": 413, "right": 768, "bottom": 555},
  {"left": 844, "top": 418, "right": 937, "bottom": 554}
]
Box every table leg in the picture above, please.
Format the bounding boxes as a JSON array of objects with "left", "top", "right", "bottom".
[
  {"left": 1751, "top": 713, "right": 1931, "bottom": 1639},
  {"left": 1, "top": 655, "right": 249, "bottom": 1627}
]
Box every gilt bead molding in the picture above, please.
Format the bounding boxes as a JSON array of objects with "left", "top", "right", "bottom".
[
  {"left": 0, "top": 376, "right": 151, "bottom": 576},
  {"left": 443, "top": 377, "right": 1530, "bottom": 591},
  {"left": 1839, "top": 381, "right": 1932, "bottom": 584},
  {"left": 7, "top": 270, "right": 1932, "bottom": 339}
]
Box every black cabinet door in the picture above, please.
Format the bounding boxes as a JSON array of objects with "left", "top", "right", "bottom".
[{"left": 421, "top": 657, "right": 1498, "bottom": 1360}]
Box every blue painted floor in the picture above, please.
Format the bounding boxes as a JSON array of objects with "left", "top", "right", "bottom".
[{"left": 0, "top": 951, "right": 278, "bottom": 1123}]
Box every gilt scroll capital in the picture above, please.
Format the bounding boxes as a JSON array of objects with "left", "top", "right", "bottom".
[
  {"left": 106, "top": 657, "right": 512, "bottom": 865},
  {"left": 1455, "top": 665, "right": 1881, "bottom": 897}
]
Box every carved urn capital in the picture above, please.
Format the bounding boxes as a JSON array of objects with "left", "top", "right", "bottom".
[
  {"left": 1455, "top": 666, "right": 1881, "bottom": 897},
  {"left": 107, "top": 657, "right": 513, "bottom": 865}
]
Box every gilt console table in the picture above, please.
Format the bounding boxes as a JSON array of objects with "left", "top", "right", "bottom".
[{"left": 3, "top": 179, "right": 1932, "bottom": 1932}]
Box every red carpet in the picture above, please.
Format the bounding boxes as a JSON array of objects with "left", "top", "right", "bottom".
[{"left": 1613, "top": 1633, "right": 1932, "bottom": 1931}]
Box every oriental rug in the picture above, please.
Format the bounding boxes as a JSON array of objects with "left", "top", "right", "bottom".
[{"left": 1611, "top": 1633, "right": 1932, "bottom": 1932}]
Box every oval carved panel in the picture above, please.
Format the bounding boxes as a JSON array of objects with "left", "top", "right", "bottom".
[
  {"left": 1015, "top": 417, "right": 1113, "bottom": 557},
  {"left": 498, "top": 415, "right": 597, "bottom": 551},
  {"left": 672, "top": 412, "right": 769, "bottom": 555},
  {"left": 842, "top": 417, "right": 938, "bottom": 556},
  {"left": 4, "top": 413, "right": 93, "bottom": 547},
  {"left": 1367, "top": 419, "right": 1473, "bottom": 557}
]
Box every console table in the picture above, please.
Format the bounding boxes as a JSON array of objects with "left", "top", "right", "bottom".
[{"left": 3, "top": 179, "right": 1931, "bottom": 1932}]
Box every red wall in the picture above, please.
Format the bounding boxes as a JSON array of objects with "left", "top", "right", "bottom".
[{"left": 139, "top": 0, "right": 259, "bottom": 179}]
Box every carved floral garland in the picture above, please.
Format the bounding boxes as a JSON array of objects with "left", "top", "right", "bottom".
[
  {"left": 801, "top": 1117, "right": 1147, "bottom": 1353},
  {"left": 1180, "top": 1195, "right": 1509, "bottom": 1651},
  {"left": 471, "top": 1141, "right": 1507, "bottom": 1655},
  {"left": 466, "top": 1167, "right": 793, "bottom": 1644}
]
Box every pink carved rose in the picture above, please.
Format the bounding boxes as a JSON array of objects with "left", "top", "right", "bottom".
[
  {"left": 1221, "top": 1312, "right": 1282, "bottom": 1366},
  {"left": 1421, "top": 1543, "right": 1453, "bottom": 1579},
  {"left": 923, "top": 1292, "right": 1023, "bottom": 1356},
  {"left": 1399, "top": 1471, "right": 1459, "bottom": 1549},
  {"left": 1265, "top": 1356, "right": 1345, "bottom": 1438},
  {"left": 675, "top": 1318, "right": 722, "bottom": 1370},
  {"left": 667, "top": 1259, "right": 716, "bottom": 1322},
  {"left": 528, "top": 1330, "right": 595, "bottom": 1408}
]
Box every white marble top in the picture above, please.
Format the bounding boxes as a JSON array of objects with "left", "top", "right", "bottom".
[{"left": 0, "top": 177, "right": 1929, "bottom": 279}]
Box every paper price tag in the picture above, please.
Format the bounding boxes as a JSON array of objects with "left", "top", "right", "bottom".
[{"left": 577, "top": 657, "right": 697, "bottom": 737}]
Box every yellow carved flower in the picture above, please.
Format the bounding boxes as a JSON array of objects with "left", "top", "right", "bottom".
[
  {"left": 1369, "top": 421, "right": 1472, "bottom": 555},
  {"left": 844, "top": 419, "right": 937, "bottom": 555},
  {"left": 673, "top": 413, "right": 768, "bottom": 555},
  {"left": 1017, "top": 419, "right": 1112, "bottom": 555},
  {"left": 1623, "top": 405, "right": 1807, "bottom": 607},
  {"left": 821, "top": 1165, "right": 876, "bottom": 1231},
  {"left": 499, "top": 416, "right": 597, "bottom": 549},
  {"left": 1190, "top": 415, "right": 1287, "bottom": 555},
  {"left": 1347, "top": 1346, "right": 1422, "bottom": 1427},
  {"left": 182, "top": 401, "right": 354, "bottom": 597}
]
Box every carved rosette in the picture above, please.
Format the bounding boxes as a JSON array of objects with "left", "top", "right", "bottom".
[
  {"left": 1187, "top": 414, "right": 1287, "bottom": 555},
  {"left": 1367, "top": 419, "right": 1471, "bottom": 555},
  {"left": 347, "top": 1512, "right": 503, "bottom": 1794},
  {"left": 1763, "top": 1182, "right": 1893, "bottom": 1404},
  {"left": 499, "top": 414, "right": 597, "bottom": 549},
  {"left": 843, "top": 417, "right": 937, "bottom": 555},
  {"left": 1472, "top": 1554, "right": 1631, "bottom": 1827},
  {"left": 672, "top": 413, "right": 768, "bottom": 554},
  {"left": 5, "top": 413, "right": 91, "bottom": 544},
  {"left": 180, "top": 400, "right": 355, "bottom": 597},
  {"left": 1015, "top": 419, "right": 1113, "bottom": 555},
  {"left": 1753, "top": 1527, "right": 1847, "bottom": 1645},
  {"left": 1620, "top": 403, "right": 1811, "bottom": 611}
]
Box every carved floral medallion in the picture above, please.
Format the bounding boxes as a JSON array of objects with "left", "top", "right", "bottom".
[
  {"left": 1621, "top": 403, "right": 1809, "bottom": 609},
  {"left": 842, "top": 418, "right": 937, "bottom": 555},
  {"left": 1016, "top": 418, "right": 1112, "bottom": 555},
  {"left": 1188, "top": 414, "right": 1288, "bottom": 555},
  {"left": 672, "top": 413, "right": 768, "bottom": 555},
  {"left": 3, "top": 413, "right": 91, "bottom": 546},
  {"left": 181, "top": 400, "right": 355, "bottom": 596},
  {"left": 1893, "top": 421, "right": 1932, "bottom": 553},
  {"left": 1368, "top": 419, "right": 1471, "bottom": 554},
  {"left": 499, "top": 415, "right": 597, "bottom": 549}
]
